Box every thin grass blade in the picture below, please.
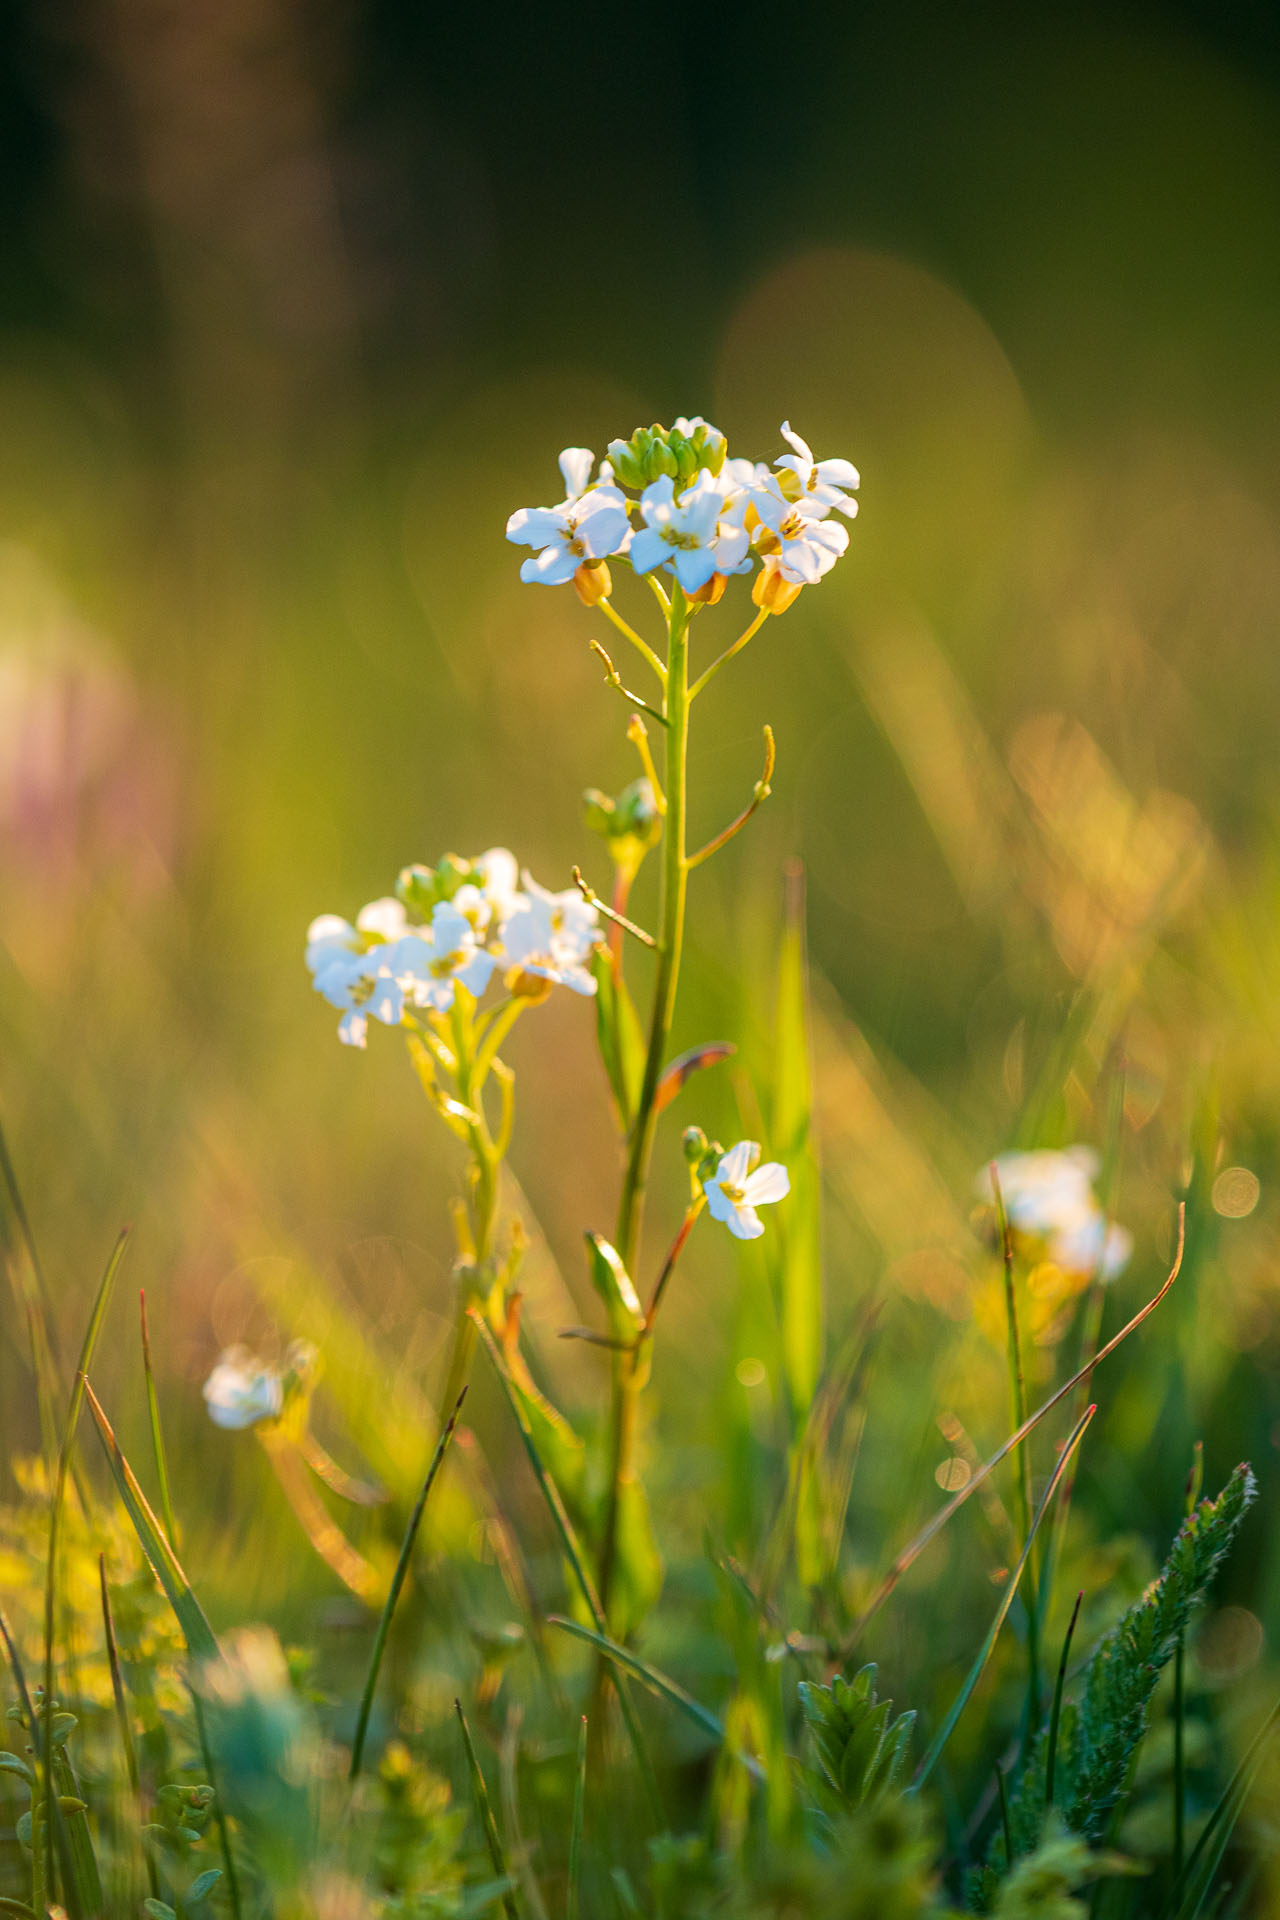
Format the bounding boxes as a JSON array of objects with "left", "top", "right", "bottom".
[
  {"left": 911, "top": 1403, "right": 1096, "bottom": 1791},
  {"left": 546, "top": 1615, "right": 764, "bottom": 1785},
  {"left": 44, "top": 1229, "right": 128, "bottom": 1909},
  {"left": 1167, "top": 1695, "right": 1280, "bottom": 1920},
  {"left": 138, "top": 1290, "right": 178, "bottom": 1547},
  {"left": 349, "top": 1388, "right": 467, "bottom": 1781},
  {"left": 841, "top": 1210, "right": 1183, "bottom": 1660},
  {"left": 472, "top": 1314, "right": 661, "bottom": 1820},
  {"left": 82, "top": 1379, "right": 218, "bottom": 1661},
  {"left": 1045, "top": 1589, "right": 1084, "bottom": 1811},
  {"left": 567, "top": 1714, "right": 587, "bottom": 1920},
  {"left": 456, "top": 1701, "right": 518, "bottom": 1920}
]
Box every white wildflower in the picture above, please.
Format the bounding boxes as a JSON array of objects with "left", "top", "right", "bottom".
[
  {"left": 501, "top": 873, "right": 601, "bottom": 995},
  {"left": 506, "top": 449, "right": 630, "bottom": 585},
  {"left": 203, "top": 1349, "right": 283, "bottom": 1430},
  {"left": 629, "top": 471, "right": 750, "bottom": 594},
  {"left": 774, "top": 422, "right": 860, "bottom": 518},
  {"left": 703, "top": 1141, "right": 791, "bottom": 1241},
  {"left": 978, "top": 1148, "right": 1132, "bottom": 1282}
]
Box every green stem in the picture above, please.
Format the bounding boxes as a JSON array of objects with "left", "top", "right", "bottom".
[
  {"left": 438, "top": 999, "right": 503, "bottom": 1417},
  {"left": 990, "top": 1166, "right": 1041, "bottom": 1731},
  {"left": 598, "top": 591, "right": 690, "bottom": 1629}
]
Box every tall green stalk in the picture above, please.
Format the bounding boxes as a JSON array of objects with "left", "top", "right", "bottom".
[{"left": 598, "top": 589, "right": 690, "bottom": 1627}]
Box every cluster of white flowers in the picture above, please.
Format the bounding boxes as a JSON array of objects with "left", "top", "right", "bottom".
[
  {"left": 978, "top": 1147, "right": 1133, "bottom": 1282},
  {"left": 306, "top": 848, "right": 602, "bottom": 1046},
  {"left": 506, "top": 419, "right": 859, "bottom": 604}
]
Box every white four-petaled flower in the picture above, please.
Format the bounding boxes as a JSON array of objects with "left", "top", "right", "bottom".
[
  {"left": 506, "top": 447, "right": 630, "bottom": 585},
  {"left": 203, "top": 1349, "right": 284, "bottom": 1430},
  {"left": 751, "top": 479, "right": 851, "bottom": 585},
  {"left": 501, "top": 874, "right": 601, "bottom": 995},
  {"left": 703, "top": 1141, "right": 791, "bottom": 1240},
  {"left": 629, "top": 471, "right": 750, "bottom": 594},
  {"left": 774, "top": 422, "right": 860, "bottom": 519}
]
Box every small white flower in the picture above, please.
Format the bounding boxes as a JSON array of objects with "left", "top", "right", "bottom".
[
  {"left": 387, "top": 901, "right": 497, "bottom": 1013},
  {"left": 629, "top": 471, "right": 750, "bottom": 594},
  {"left": 703, "top": 1141, "right": 791, "bottom": 1241},
  {"left": 751, "top": 479, "right": 850, "bottom": 585},
  {"left": 506, "top": 453, "right": 630, "bottom": 584},
  {"left": 305, "top": 914, "right": 409, "bottom": 1049},
  {"left": 204, "top": 1349, "right": 283, "bottom": 1430},
  {"left": 501, "top": 873, "right": 600, "bottom": 995},
  {"left": 775, "top": 422, "right": 860, "bottom": 519},
  {"left": 978, "top": 1148, "right": 1132, "bottom": 1282}
]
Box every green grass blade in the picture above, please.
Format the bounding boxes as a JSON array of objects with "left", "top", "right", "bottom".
[
  {"left": 1167, "top": 1695, "right": 1280, "bottom": 1920},
  {"left": 567, "top": 1714, "right": 587, "bottom": 1920},
  {"left": 1045, "top": 1589, "right": 1084, "bottom": 1811},
  {"left": 841, "top": 1210, "right": 1183, "bottom": 1660},
  {"left": 349, "top": 1387, "right": 468, "bottom": 1782},
  {"left": 99, "top": 1554, "right": 159, "bottom": 1902},
  {"left": 138, "top": 1289, "right": 178, "bottom": 1548},
  {"left": 189, "top": 1683, "right": 244, "bottom": 1920},
  {"left": 82, "top": 1378, "right": 219, "bottom": 1661},
  {"left": 911, "top": 1403, "right": 1096, "bottom": 1792},
  {"left": 455, "top": 1701, "right": 518, "bottom": 1920},
  {"left": 546, "top": 1615, "right": 764, "bottom": 1785},
  {"left": 472, "top": 1314, "right": 661, "bottom": 1820},
  {"left": 44, "top": 1228, "right": 128, "bottom": 1911}
]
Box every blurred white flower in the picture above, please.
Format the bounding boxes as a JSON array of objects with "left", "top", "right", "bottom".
[
  {"left": 978, "top": 1147, "right": 1132, "bottom": 1282},
  {"left": 501, "top": 873, "right": 600, "bottom": 995},
  {"left": 506, "top": 475, "right": 630, "bottom": 586},
  {"left": 304, "top": 915, "right": 408, "bottom": 1048},
  {"left": 774, "top": 422, "right": 860, "bottom": 518},
  {"left": 203, "top": 1349, "right": 283, "bottom": 1429},
  {"left": 703, "top": 1141, "right": 791, "bottom": 1240},
  {"left": 629, "top": 471, "right": 750, "bottom": 594},
  {"left": 475, "top": 846, "right": 522, "bottom": 925}
]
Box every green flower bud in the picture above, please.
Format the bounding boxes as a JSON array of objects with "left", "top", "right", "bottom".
[
  {"left": 583, "top": 787, "right": 617, "bottom": 837},
  {"left": 683, "top": 1126, "right": 709, "bottom": 1166},
  {"left": 395, "top": 862, "right": 436, "bottom": 917}
]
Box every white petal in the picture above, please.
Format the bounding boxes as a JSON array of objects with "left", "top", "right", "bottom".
[
  {"left": 338, "top": 1009, "right": 368, "bottom": 1047},
  {"left": 719, "top": 1141, "right": 757, "bottom": 1187},
  {"left": 356, "top": 896, "right": 407, "bottom": 940},
  {"left": 576, "top": 500, "right": 631, "bottom": 558},
  {"left": 702, "top": 1176, "right": 736, "bottom": 1227},
  {"left": 674, "top": 546, "right": 717, "bottom": 593},
  {"left": 779, "top": 422, "right": 814, "bottom": 468},
  {"left": 628, "top": 527, "right": 669, "bottom": 575},
  {"left": 558, "top": 447, "right": 595, "bottom": 499},
  {"left": 506, "top": 506, "right": 565, "bottom": 548},
  {"left": 743, "top": 1162, "right": 790, "bottom": 1207},
  {"left": 724, "top": 1203, "right": 765, "bottom": 1241},
  {"left": 639, "top": 474, "right": 676, "bottom": 522},
  {"left": 814, "top": 458, "right": 860, "bottom": 490},
  {"left": 521, "top": 546, "right": 578, "bottom": 585}
]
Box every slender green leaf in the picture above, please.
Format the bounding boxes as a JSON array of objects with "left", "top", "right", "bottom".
[
  {"left": 1168, "top": 1696, "right": 1280, "bottom": 1920},
  {"left": 350, "top": 1387, "right": 467, "bottom": 1781},
  {"left": 546, "top": 1615, "right": 764, "bottom": 1784},
  {"left": 456, "top": 1702, "right": 518, "bottom": 1920},
  {"left": 82, "top": 1379, "right": 219, "bottom": 1661},
  {"left": 770, "top": 863, "right": 823, "bottom": 1584},
  {"left": 44, "top": 1228, "right": 128, "bottom": 1916},
  {"left": 911, "top": 1402, "right": 1096, "bottom": 1791},
  {"left": 592, "top": 952, "right": 646, "bottom": 1127},
  {"left": 568, "top": 1715, "right": 587, "bottom": 1920},
  {"left": 138, "top": 1289, "right": 178, "bottom": 1547},
  {"left": 472, "top": 1315, "right": 660, "bottom": 1820}
]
